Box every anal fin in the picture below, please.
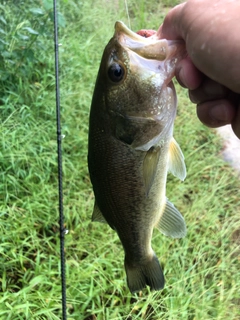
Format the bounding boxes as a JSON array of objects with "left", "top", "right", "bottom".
[{"left": 156, "top": 199, "right": 187, "bottom": 238}]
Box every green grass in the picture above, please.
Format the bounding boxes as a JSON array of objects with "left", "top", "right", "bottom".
[{"left": 0, "top": 0, "right": 240, "bottom": 319}]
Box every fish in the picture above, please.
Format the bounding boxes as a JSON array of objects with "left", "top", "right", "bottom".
[{"left": 88, "top": 21, "right": 187, "bottom": 293}]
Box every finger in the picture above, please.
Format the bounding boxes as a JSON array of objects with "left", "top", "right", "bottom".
[
  {"left": 175, "top": 56, "right": 203, "bottom": 90},
  {"left": 189, "top": 78, "right": 228, "bottom": 104},
  {"left": 157, "top": 3, "right": 186, "bottom": 40},
  {"left": 196, "top": 99, "right": 236, "bottom": 128}
]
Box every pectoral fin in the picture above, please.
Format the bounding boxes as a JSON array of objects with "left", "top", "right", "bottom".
[
  {"left": 168, "top": 137, "right": 186, "bottom": 181},
  {"left": 156, "top": 199, "right": 187, "bottom": 238},
  {"left": 91, "top": 201, "right": 107, "bottom": 223},
  {"left": 143, "top": 146, "right": 160, "bottom": 195}
]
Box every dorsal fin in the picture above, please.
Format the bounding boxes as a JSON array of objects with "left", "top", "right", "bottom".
[{"left": 168, "top": 137, "right": 186, "bottom": 181}]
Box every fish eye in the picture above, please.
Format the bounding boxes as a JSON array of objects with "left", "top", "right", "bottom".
[{"left": 108, "top": 62, "right": 125, "bottom": 83}]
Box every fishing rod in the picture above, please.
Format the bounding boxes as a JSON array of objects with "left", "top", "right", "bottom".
[{"left": 53, "top": 0, "right": 67, "bottom": 319}]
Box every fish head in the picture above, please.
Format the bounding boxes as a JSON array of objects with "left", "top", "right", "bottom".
[{"left": 92, "top": 21, "right": 186, "bottom": 150}]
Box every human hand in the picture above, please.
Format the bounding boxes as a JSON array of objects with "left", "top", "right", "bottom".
[{"left": 158, "top": 0, "right": 240, "bottom": 138}]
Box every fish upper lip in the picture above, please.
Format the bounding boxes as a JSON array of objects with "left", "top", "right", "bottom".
[{"left": 114, "top": 21, "right": 155, "bottom": 44}]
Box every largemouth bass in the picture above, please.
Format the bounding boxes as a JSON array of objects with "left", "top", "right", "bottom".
[{"left": 88, "top": 21, "right": 187, "bottom": 293}]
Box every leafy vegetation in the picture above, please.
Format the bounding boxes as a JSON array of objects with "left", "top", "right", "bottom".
[{"left": 0, "top": 0, "right": 239, "bottom": 319}]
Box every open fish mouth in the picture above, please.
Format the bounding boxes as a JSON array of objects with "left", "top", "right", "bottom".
[
  {"left": 114, "top": 21, "right": 185, "bottom": 61},
  {"left": 114, "top": 21, "right": 167, "bottom": 60}
]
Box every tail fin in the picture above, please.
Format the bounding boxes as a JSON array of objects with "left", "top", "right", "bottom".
[{"left": 124, "top": 253, "right": 164, "bottom": 293}]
